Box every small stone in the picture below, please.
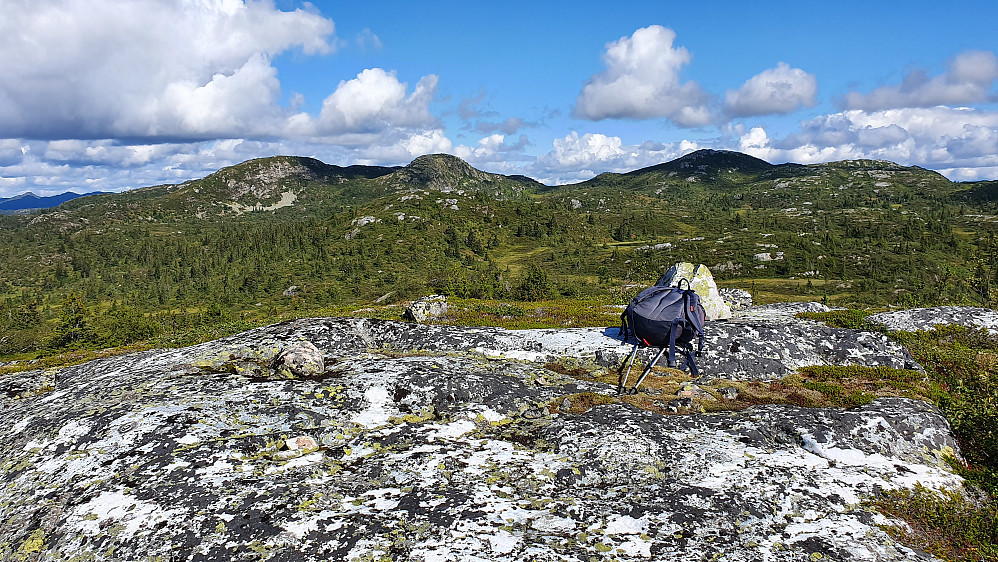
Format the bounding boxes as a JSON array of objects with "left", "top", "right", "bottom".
[
  {"left": 718, "top": 387, "right": 739, "bottom": 400},
  {"left": 560, "top": 397, "right": 572, "bottom": 411},
  {"left": 677, "top": 385, "right": 715, "bottom": 401},
  {"left": 667, "top": 398, "right": 694, "bottom": 412},
  {"left": 522, "top": 406, "right": 549, "bottom": 419},
  {"left": 285, "top": 435, "right": 318, "bottom": 452},
  {"left": 282, "top": 285, "right": 299, "bottom": 297},
  {"left": 718, "top": 288, "right": 753, "bottom": 310}
]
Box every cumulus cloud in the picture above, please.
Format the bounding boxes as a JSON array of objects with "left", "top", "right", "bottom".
[
  {"left": 0, "top": 130, "right": 460, "bottom": 197},
  {"left": 843, "top": 50, "right": 998, "bottom": 110},
  {"left": 724, "top": 63, "right": 817, "bottom": 117},
  {"left": 573, "top": 26, "right": 714, "bottom": 126},
  {"left": 315, "top": 69, "right": 439, "bottom": 135},
  {"left": 0, "top": 0, "right": 335, "bottom": 140},
  {"left": 453, "top": 134, "right": 530, "bottom": 172}
]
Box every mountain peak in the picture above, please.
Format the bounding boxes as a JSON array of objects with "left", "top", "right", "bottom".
[
  {"left": 407, "top": 153, "right": 483, "bottom": 177},
  {"left": 388, "top": 153, "right": 491, "bottom": 189},
  {"left": 623, "top": 149, "right": 773, "bottom": 178}
]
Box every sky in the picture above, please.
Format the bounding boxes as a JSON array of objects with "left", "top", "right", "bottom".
[{"left": 1, "top": 0, "right": 998, "bottom": 198}]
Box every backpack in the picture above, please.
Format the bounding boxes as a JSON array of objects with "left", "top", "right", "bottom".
[{"left": 618, "top": 278, "right": 707, "bottom": 393}]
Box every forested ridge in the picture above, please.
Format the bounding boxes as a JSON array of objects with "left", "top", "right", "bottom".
[{"left": 3, "top": 149, "right": 998, "bottom": 357}]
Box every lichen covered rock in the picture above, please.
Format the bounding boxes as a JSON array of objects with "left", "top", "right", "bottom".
[
  {"left": 719, "top": 287, "right": 753, "bottom": 309},
  {"left": 0, "top": 316, "right": 960, "bottom": 561},
  {"left": 404, "top": 294, "right": 449, "bottom": 323},
  {"left": 658, "top": 262, "right": 733, "bottom": 320},
  {"left": 869, "top": 306, "right": 998, "bottom": 334}
]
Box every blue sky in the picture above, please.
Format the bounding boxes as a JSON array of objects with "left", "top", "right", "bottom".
[{"left": 1, "top": 0, "right": 997, "bottom": 197}]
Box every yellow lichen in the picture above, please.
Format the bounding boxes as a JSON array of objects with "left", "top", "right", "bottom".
[{"left": 20, "top": 529, "right": 45, "bottom": 555}]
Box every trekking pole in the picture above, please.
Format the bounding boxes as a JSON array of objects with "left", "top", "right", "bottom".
[
  {"left": 617, "top": 344, "right": 639, "bottom": 395},
  {"left": 631, "top": 346, "right": 667, "bottom": 393}
]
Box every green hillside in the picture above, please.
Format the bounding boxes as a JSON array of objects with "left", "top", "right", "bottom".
[{"left": 2, "top": 149, "right": 996, "bottom": 356}]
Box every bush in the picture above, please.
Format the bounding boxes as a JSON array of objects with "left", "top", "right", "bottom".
[{"left": 514, "top": 264, "right": 553, "bottom": 301}]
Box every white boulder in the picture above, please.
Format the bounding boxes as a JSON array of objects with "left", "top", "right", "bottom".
[{"left": 657, "top": 262, "right": 732, "bottom": 320}]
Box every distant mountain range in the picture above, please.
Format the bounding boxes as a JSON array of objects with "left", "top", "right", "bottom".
[{"left": 0, "top": 191, "right": 105, "bottom": 214}]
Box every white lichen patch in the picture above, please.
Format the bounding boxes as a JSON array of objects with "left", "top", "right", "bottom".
[{"left": 72, "top": 490, "right": 181, "bottom": 539}]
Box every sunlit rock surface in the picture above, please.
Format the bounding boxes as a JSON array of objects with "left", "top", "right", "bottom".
[
  {"left": 0, "top": 314, "right": 961, "bottom": 561},
  {"left": 869, "top": 306, "right": 998, "bottom": 334}
]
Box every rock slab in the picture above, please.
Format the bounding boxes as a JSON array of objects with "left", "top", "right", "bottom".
[
  {"left": 869, "top": 306, "right": 998, "bottom": 334},
  {"left": 0, "top": 315, "right": 961, "bottom": 561}
]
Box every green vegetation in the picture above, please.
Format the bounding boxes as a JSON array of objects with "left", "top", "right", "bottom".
[
  {"left": 890, "top": 326, "right": 998, "bottom": 497},
  {"left": 870, "top": 486, "right": 997, "bottom": 562},
  {"left": 797, "top": 308, "right": 874, "bottom": 329}
]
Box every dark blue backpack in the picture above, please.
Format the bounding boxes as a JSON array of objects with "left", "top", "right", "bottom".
[{"left": 618, "top": 278, "right": 706, "bottom": 393}]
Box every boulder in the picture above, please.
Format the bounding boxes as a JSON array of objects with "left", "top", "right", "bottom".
[
  {"left": 657, "top": 262, "right": 732, "bottom": 320},
  {"left": 0, "top": 314, "right": 958, "bottom": 561},
  {"left": 404, "top": 294, "right": 448, "bottom": 322},
  {"left": 270, "top": 340, "right": 324, "bottom": 378}
]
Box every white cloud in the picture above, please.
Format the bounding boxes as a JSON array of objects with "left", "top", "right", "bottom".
[
  {"left": 573, "top": 26, "right": 714, "bottom": 126},
  {"left": 545, "top": 132, "right": 624, "bottom": 168},
  {"left": 42, "top": 140, "right": 187, "bottom": 168},
  {"left": 843, "top": 50, "right": 998, "bottom": 110},
  {"left": 452, "top": 134, "right": 530, "bottom": 171},
  {"left": 0, "top": 0, "right": 335, "bottom": 140},
  {"left": 738, "top": 106, "right": 998, "bottom": 177},
  {"left": 531, "top": 131, "right": 697, "bottom": 184},
  {"left": 724, "top": 63, "right": 817, "bottom": 117},
  {"left": 0, "top": 130, "right": 457, "bottom": 198},
  {"left": 316, "top": 69, "right": 439, "bottom": 135}
]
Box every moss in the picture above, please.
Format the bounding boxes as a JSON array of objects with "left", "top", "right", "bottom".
[{"left": 548, "top": 392, "right": 618, "bottom": 415}]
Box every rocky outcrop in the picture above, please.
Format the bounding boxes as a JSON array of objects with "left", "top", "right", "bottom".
[
  {"left": 869, "top": 306, "right": 998, "bottom": 334},
  {"left": 0, "top": 310, "right": 959, "bottom": 561},
  {"left": 657, "top": 262, "right": 733, "bottom": 320}
]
